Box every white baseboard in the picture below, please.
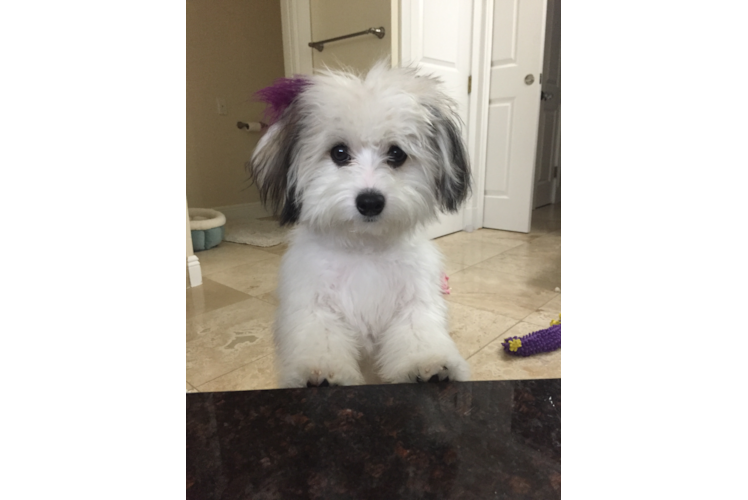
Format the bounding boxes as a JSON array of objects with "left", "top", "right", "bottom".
[{"left": 187, "top": 255, "right": 202, "bottom": 288}]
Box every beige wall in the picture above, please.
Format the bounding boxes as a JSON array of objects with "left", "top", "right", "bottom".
[
  {"left": 187, "top": 0, "right": 286, "bottom": 208},
  {"left": 310, "top": 0, "right": 391, "bottom": 74}
]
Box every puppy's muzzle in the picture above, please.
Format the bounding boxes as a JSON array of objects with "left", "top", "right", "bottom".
[{"left": 356, "top": 190, "right": 385, "bottom": 217}]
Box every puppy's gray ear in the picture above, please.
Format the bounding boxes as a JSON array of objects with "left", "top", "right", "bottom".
[
  {"left": 427, "top": 105, "right": 472, "bottom": 212},
  {"left": 246, "top": 102, "right": 303, "bottom": 226}
]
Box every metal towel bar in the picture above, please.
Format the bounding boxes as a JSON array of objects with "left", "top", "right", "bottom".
[{"left": 308, "top": 27, "right": 385, "bottom": 52}]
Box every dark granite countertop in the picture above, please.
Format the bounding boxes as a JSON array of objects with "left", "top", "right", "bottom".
[{"left": 187, "top": 379, "right": 560, "bottom": 499}]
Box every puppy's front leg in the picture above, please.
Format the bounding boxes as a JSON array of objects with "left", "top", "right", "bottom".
[
  {"left": 274, "top": 309, "right": 364, "bottom": 388},
  {"left": 375, "top": 305, "right": 470, "bottom": 384}
]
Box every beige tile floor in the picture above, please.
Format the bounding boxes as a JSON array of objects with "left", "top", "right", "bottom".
[{"left": 186, "top": 203, "right": 561, "bottom": 392}]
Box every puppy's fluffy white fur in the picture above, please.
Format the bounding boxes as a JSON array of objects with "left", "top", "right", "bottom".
[{"left": 249, "top": 62, "right": 472, "bottom": 388}]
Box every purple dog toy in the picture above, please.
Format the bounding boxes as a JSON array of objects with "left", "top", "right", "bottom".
[
  {"left": 254, "top": 76, "right": 311, "bottom": 125},
  {"left": 501, "top": 323, "right": 561, "bottom": 357}
]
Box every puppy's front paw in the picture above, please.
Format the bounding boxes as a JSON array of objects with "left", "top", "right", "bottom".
[
  {"left": 304, "top": 365, "right": 365, "bottom": 387},
  {"left": 305, "top": 368, "right": 336, "bottom": 387},
  {"left": 281, "top": 359, "right": 365, "bottom": 388},
  {"left": 381, "top": 353, "right": 470, "bottom": 384},
  {"left": 412, "top": 357, "right": 470, "bottom": 384},
  {"left": 415, "top": 364, "right": 453, "bottom": 383}
]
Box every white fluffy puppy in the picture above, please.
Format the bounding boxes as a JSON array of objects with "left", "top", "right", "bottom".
[{"left": 248, "top": 62, "right": 471, "bottom": 388}]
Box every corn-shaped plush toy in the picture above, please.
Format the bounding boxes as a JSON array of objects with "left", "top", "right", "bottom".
[{"left": 502, "top": 316, "right": 561, "bottom": 357}]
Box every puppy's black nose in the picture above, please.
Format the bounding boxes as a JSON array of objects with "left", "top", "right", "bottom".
[{"left": 356, "top": 191, "right": 385, "bottom": 217}]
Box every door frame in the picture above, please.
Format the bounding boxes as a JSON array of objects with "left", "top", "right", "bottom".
[
  {"left": 533, "top": 0, "right": 560, "bottom": 209},
  {"left": 470, "top": 0, "right": 549, "bottom": 231},
  {"left": 280, "top": 0, "right": 314, "bottom": 77},
  {"left": 281, "top": 0, "right": 546, "bottom": 232},
  {"left": 465, "top": 0, "right": 494, "bottom": 231}
]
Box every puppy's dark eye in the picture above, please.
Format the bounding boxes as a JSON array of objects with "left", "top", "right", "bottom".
[
  {"left": 330, "top": 144, "right": 351, "bottom": 166},
  {"left": 387, "top": 145, "right": 408, "bottom": 167}
]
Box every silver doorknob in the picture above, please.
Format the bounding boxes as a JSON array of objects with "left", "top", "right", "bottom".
[{"left": 525, "top": 74, "right": 535, "bottom": 85}]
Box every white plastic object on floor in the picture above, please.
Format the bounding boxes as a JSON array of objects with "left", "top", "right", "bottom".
[{"left": 188, "top": 255, "right": 202, "bottom": 287}]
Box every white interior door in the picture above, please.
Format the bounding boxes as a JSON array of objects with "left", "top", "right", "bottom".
[
  {"left": 533, "top": 0, "right": 560, "bottom": 208},
  {"left": 482, "top": 0, "right": 546, "bottom": 232},
  {"left": 401, "top": 0, "right": 473, "bottom": 239}
]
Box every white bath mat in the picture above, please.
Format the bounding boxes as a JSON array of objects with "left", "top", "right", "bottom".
[{"left": 218, "top": 202, "right": 289, "bottom": 247}]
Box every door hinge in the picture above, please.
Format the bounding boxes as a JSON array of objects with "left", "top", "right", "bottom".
[
  {"left": 468, "top": 75, "right": 472, "bottom": 94},
  {"left": 540, "top": 73, "right": 542, "bottom": 84},
  {"left": 553, "top": 166, "right": 559, "bottom": 179}
]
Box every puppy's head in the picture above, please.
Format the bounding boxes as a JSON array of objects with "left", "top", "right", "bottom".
[{"left": 248, "top": 62, "right": 471, "bottom": 236}]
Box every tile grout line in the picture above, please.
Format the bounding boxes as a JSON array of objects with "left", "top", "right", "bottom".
[
  {"left": 461, "top": 289, "right": 560, "bottom": 362},
  {"left": 465, "top": 318, "right": 522, "bottom": 361},
  {"left": 201, "top": 253, "right": 279, "bottom": 282},
  {"left": 465, "top": 262, "right": 560, "bottom": 293},
  {"left": 442, "top": 238, "right": 559, "bottom": 289},
  {"left": 252, "top": 295, "right": 279, "bottom": 307},
  {"left": 439, "top": 238, "right": 528, "bottom": 273},
  {"left": 536, "top": 292, "right": 561, "bottom": 311},
  {"left": 186, "top": 294, "right": 257, "bottom": 327},
  {"left": 194, "top": 351, "right": 275, "bottom": 390},
  {"left": 507, "top": 291, "right": 561, "bottom": 332},
  {"left": 447, "top": 295, "right": 541, "bottom": 320}
]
